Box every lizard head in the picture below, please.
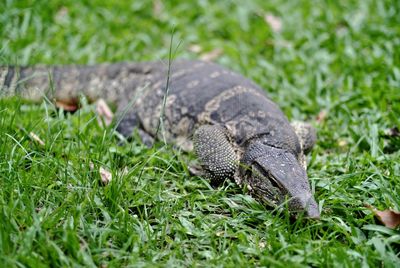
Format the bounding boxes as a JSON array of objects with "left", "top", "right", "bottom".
[{"left": 239, "top": 139, "right": 320, "bottom": 219}]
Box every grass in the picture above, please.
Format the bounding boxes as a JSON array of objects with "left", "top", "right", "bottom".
[{"left": 1, "top": 0, "right": 399, "bottom": 266}]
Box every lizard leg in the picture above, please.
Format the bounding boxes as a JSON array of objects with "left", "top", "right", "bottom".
[
  {"left": 116, "top": 112, "right": 154, "bottom": 147},
  {"left": 193, "top": 125, "right": 238, "bottom": 185},
  {"left": 291, "top": 121, "right": 317, "bottom": 154}
]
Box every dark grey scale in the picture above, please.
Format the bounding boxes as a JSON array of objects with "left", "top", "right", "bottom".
[
  {"left": 0, "top": 59, "right": 320, "bottom": 218},
  {"left": 115, "top": 111, "right": 154, "bottom": 147},
  {"left": 168, "top": 70, "right": 228, "bottom": 104},
  {"left": 209, "top": 90, "right": 301, "bottom": 155},
  {"left": 130, "top": 63, "right": 228, "bottom": 138},
  {"left": 164, "top": 62, "right": 302, "bottom": 155},
  {"left": 167, "top": 62, "right": 258, "bottom": 110},
  {"left": 4, "top": 67, "right": 15, "bottom": 88},
  {"left": 116, "top": 112, "right": 141, "bottom": 138},
  {"left": 193, "top": 125, "right": 238, "bottom": 185}
]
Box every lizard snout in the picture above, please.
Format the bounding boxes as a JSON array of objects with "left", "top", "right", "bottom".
[
  {"left": 289, "top": 194, "right": 320, "bottom": 219},
  {"left": 242, "top": 143, "right": 320, "bottom": 219}
]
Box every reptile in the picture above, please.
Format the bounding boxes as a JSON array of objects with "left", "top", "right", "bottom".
[{"left": 0, "top": 59, "right": 320, "bottom": 218}]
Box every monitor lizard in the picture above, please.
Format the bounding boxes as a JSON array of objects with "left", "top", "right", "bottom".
[{"left": 0, "top": 60, "right": 320, "bottom": 218}]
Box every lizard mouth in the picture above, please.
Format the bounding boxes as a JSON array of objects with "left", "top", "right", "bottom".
[
  {"left": 246, "top": 161, "right": 286, "bottom": 207},
  {"left": 244, "top": 148, "right": 320, "bottom": 218}
]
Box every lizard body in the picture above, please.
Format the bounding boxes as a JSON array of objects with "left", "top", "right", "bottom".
[{"left": 1, "top": 60, "right": 319, "bottom": 218}]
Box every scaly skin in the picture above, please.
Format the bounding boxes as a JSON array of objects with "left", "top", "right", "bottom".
[{"left": 0, "top": 60, "right": 319, "bottom": 218}]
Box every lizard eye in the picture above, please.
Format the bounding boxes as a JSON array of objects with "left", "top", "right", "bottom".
[
  {"left": 260, "top": 136, "right": 270, "bottom": 145},
  {"left": 257, "top": 134, "right": 269, "bottom": 145},
  {"left": 261, "top": 139, "right": 269, "bottom": 146}
]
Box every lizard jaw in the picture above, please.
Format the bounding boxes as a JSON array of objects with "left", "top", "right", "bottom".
[{"left": 243, "top": 146, "right": 320, "bottom": 219}]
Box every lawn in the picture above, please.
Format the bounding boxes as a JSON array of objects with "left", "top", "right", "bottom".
[{"left": 1, "top": 0, "right": 399, "bottom": 267}]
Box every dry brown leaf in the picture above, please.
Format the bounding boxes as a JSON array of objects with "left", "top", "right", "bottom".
[
  {"left": 258, "top": 241, "right": 266, "bottom": 249},
  {"left": 265, "top": 39, "right": 291, "bottom": 48},
  {"left": 338, "top": 139, "right": 348, "bottom": 148},
  {"left": 54, "top": 7, "right": 69, "bottom": 23},
  {"left": 215, "top": 231, "right": 224, "bottom": 237},
  {"left": 366, "top": 205, "right": 400, "bottom": 229},
  {"left": 264, "top": 14, "right": 282, "bottom": 33},
  {"left": 90, "top": 162, "right": 112, "bottom": 185},
  {"left": 99, "top": 166, "right": 112, "bottom": 185},
  {"left": 152, "top": 0, "right": 163, "bottom": 17},
  {"left": 96, "top": 99, "right": 114, "bottom": 127},
  {"left": 55, "top": 99, "right": 79, "bottom": 112},
  {"left": 385, "top": 127, "right": 400, "bottom": 137},
  {"left": 316, "top": 110, "right": 328, "bottom": 124},
  {"left": 29, "top": 132, "right": 45, "bottom": 146},
  {"left": 188, "top": 44, "right": 202, "bottom": 53},
  {"left": 200, "top": 48, "right": 223, "bottom": 62}
]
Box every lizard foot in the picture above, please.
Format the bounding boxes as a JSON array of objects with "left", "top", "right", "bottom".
[
  {"left": 193, "top": 125, "right": 239, "bottom": 185},
  {"left": 291, "top": 121, "right": 317, "bottom": 154}
]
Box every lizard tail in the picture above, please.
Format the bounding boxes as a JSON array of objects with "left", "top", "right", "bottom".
[
  {"left": 1, "top": 65, "right": 88, "bottom": 103},
  {"left": 0, "top": 63, "right": 150, "bottom": 104}
]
